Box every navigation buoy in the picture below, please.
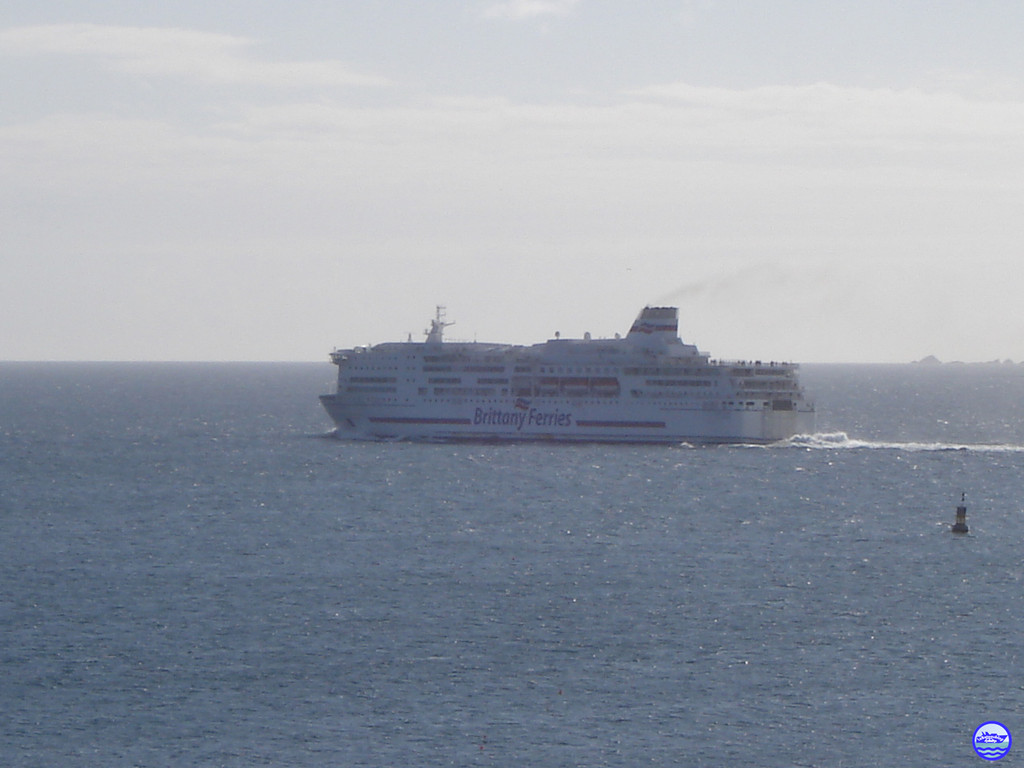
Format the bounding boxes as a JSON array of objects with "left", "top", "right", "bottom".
[{"left": 951, "top": 493, "right": 969, "bottom": 534}]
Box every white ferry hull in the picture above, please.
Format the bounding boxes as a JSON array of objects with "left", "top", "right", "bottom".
[{"left": 320, "top": 394, "right": 814, "bottom": 444}]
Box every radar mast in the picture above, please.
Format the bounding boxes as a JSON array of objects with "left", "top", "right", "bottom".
[{"left": 425, "top": 306, "right": 454, "bottom": 343}]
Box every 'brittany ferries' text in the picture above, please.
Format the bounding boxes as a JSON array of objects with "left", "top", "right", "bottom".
[{"left": 473, "top": 407, "right": 572, "bottom": 431}]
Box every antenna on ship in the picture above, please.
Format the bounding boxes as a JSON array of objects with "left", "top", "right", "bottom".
[{"left": 425, "top": 305, "right": 454, "bottom": 343}]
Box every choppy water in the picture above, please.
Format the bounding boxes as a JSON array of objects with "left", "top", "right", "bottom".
[{"left": 2, "top": 362, "right": 1023, "bottom": 766}]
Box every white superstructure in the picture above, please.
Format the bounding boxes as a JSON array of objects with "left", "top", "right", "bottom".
[{"left": 320, "top": 306, "right": 814, "bottom": 443}]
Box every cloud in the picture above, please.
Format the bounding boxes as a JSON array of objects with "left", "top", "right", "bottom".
[
  {"left": 4, "top": 60, "right": 1024, "bottom": 359},
  {"left": 627, "top": 80, "right": 1024, "bottom": 170},
  {"left": 0, "top": 24, "right": 389, "bottom": 88},
  {"left": 481, "top": 0, "right": 582, "bottom": 20}
]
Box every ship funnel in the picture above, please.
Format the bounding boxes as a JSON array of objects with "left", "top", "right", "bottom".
[{"left": 627, "top": 306, "right": 680, "bottom": 342}]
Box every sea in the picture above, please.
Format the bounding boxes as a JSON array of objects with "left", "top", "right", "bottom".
[{"left": 2, "top": 361, "right": 1024, "bottom": 767}]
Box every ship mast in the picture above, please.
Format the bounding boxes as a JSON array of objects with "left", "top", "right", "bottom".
[{"left": 425, "top": 306, "right": 454, "bottom": 343}]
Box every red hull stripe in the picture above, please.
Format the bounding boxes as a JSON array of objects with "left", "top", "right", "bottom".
[
  {"left": 369, "top": 416, "right": 473, "bottom": 425},
  {"left": 577, "top": 420, "right": 666, "bottom": 429}
]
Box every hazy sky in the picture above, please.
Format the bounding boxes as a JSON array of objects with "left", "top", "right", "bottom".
[{"left": 3, "top": 1, "right": 1024, "bottom": 362}]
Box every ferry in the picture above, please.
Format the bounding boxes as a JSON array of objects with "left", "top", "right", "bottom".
[{"left": 320, "top": 306, "right": 814, "bottom": 443}]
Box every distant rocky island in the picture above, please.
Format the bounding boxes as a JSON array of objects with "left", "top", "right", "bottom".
[{"left": 913, "top": 355, "right": 1021, "bottom": 366}]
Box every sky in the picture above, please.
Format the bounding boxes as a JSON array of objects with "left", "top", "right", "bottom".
[{"left": 3, "top": 1, "right": 1024, "bottom": 363}]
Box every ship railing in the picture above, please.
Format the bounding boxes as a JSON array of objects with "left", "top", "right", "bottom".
[
  {"left": 329, "top": 348, "right": 360, "bottom": 364},
  {"left": 714, "top": 360, "right": 799, "bottom": 373}
]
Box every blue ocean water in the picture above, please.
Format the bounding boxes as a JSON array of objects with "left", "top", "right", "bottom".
[{"left": 2, "top": 362, "right": 1024, "bottom": 766}]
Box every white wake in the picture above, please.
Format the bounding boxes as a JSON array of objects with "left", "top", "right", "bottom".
[{"left": 780, "top": 431, "right": 1024, "bottom": 453}]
